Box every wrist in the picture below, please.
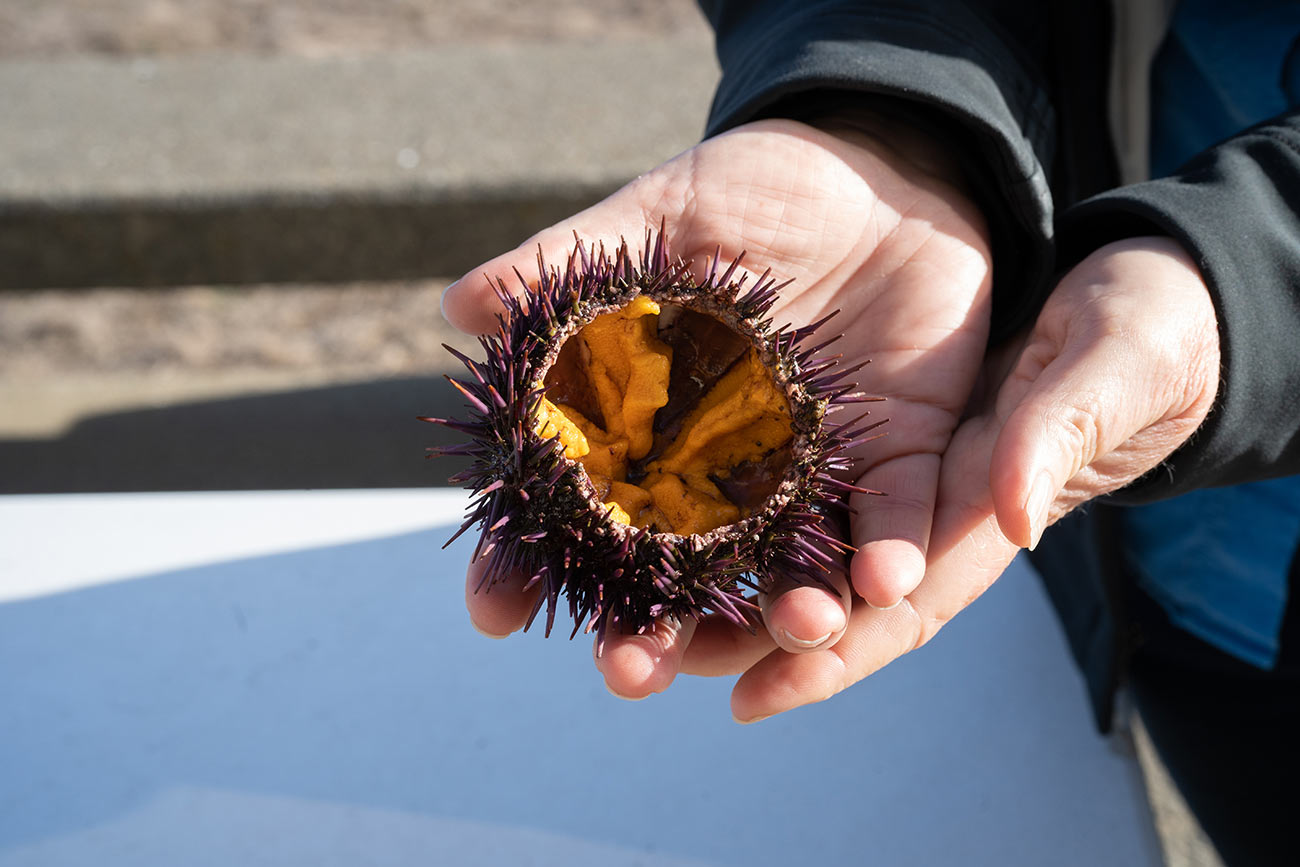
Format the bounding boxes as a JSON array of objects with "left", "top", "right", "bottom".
[
  {"left": 1085, "top": 236, "right": 1221, "bottom": 432},
  {"left": 789, "top": 107, "right": 991, "bottom": 263},
  {"left": 803, "top": 107, "right": 970, "bottom": 195}
]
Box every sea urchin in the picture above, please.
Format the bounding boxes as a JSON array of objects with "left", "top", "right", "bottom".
[{"left": 424, "top": 227, "right": 882, "bottom": 645}]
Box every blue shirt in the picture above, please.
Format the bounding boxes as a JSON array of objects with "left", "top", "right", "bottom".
[{"left": 1122, "top": 0, "right": 1300, "bottom": 668}]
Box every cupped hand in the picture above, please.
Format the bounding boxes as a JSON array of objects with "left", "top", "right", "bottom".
[
  {"left": 782, "top": 236, "right": 1222, "bottom": 727},
  {"left": 441, "top": 118, "right": 994, "bottom": 716}
]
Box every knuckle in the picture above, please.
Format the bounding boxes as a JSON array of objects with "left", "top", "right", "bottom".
[
  {"left": 1050, "top": 396, "right": 1103, "bottom": 470},
  {"left": 900, "top": 598, "right": 936, "bottom": 653}
]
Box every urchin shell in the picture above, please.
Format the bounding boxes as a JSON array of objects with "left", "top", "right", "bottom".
[{"left": 424, "top": 227, "right": 882, "bottom": 643}]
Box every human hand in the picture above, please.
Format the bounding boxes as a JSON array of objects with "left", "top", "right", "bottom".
[
  {"left": 440, "top": 118, "right": 993, "bottom": 716},
  {"left": 752, "top": 236, "right": 1221, "bottom": 724}
]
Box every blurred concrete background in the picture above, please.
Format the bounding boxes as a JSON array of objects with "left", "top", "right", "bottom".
[
  {"left": 0, "top": 3, "right": 1222, "bottom": 865},
  {"left": 0, "top": 0, "right": 715, "bottom": 492}
]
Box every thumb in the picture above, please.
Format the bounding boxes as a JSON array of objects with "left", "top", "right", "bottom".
[
  {"left": 988, "top": 331, "right": 1182, "bottom": 551},
  {"left": 988, "top": 240, "right": 1221, "bottom": 551}
]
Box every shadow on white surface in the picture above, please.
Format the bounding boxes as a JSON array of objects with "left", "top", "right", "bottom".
[{"left": 0, "top": 493, "right": 1160, "bottom": 866}]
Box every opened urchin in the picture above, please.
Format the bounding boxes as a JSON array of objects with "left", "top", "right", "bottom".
[{"left": 424, "top": 227, "right": 882, "bottom": 645}]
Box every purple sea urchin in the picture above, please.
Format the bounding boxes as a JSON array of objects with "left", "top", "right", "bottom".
[{"left": 425, "top": 227, "right": 882, "bottom": 644}]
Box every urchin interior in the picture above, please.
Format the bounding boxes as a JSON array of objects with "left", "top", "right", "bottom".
[{"left": 536, "top": 296, "right": 794, "bottom": 536}]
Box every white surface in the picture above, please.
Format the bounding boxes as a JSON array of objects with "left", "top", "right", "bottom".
[{"left": 0, "top": 490, "right": 1161, "bottom": 866}]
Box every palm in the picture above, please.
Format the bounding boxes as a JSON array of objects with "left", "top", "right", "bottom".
[{"left": 442, "top": 120, "right": 992, "bottom": 720}]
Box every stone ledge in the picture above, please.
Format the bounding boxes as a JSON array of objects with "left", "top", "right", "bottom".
[{"left": 0, "top": 38, "right": 718, "bottom": 288}]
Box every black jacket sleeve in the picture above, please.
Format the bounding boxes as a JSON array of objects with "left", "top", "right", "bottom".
[
  {"left": 697, "top": 0, "right": 1061, "bottom": 341},
  {"left": 1060, "top": 113, "right": 1300, "bottom": 502}
]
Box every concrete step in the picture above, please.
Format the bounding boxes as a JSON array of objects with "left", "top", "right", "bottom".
[{"left": 0, "top": 37, "right": 718, "bottom": 289}]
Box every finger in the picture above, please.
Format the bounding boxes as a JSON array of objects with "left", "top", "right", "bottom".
[
  {"left": 904, "top": 414, "right": 1021, "bottom": 635},
  {"left": 988, "top": 333, "right": 1159, "bottom": 550},
  {"left": 729, "top": 604, "right": 911, "bottom": 724},
  {"left": 730, "top": 415, "right": 1018, "bottom": 723},
  {"left": 760, "top": 565, "right": 851, "bottom": 654},
  {"left": 848, "top": 452, "right": 938, "bottom": 608},
  {"left": 680, "top": 615, "right": 777, "bottom": 676},
  {"left": 464, "top": 557, "right": 541, "bottom": 639},
  {"left": 595, "top": 614, "right": 698, "bottom": 700},
  {"left": 990, "top": 239, "right": 1220, "bottom": 550}
]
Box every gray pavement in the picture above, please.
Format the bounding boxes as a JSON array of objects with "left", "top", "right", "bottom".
[
  {"left": 0, "top": 38, "right": 718, "bottom": 288},
  {"left": 0, "top": 36, "right": 717, "bottom": 493}
]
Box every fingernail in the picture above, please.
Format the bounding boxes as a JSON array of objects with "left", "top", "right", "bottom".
[
  {"left": 470, "top": 620, "right": 510, "bottom": 640},
  {"left": 605, "top": 682, "right": 646, "bottom": 702},
  {"left": 780, "top": 628, "right": 835, "bottom": 650},
  {"left": 439, "top": 281, "right": 457, "bottom": 320},
  {"left": 733, "top": 712, "right": 773, "bottom": 725},
  {"left": 867, "top": 597, "right": 903, "bottom": 611},
  {"left": 1026, "top": 470, "right": 1055, "bottom": 551}
]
